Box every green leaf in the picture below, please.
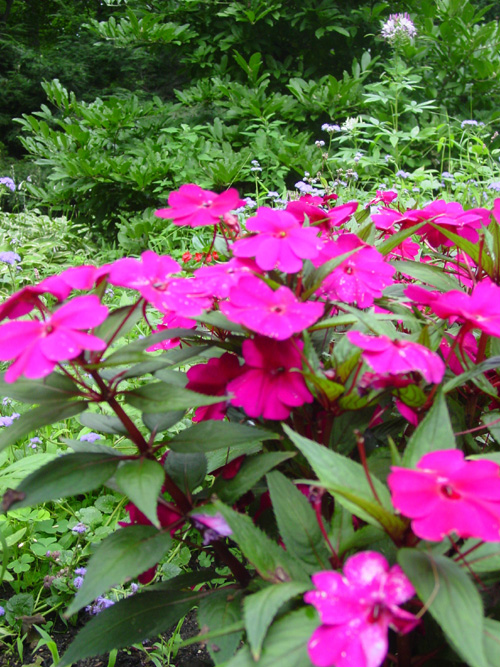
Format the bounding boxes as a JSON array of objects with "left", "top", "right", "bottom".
[
  {"left": 0, "top": 401, "right": 88, "bottom": 452},
  {"left": 481, "top": 410, "right": 500, "bottom": 444},
  {"left": 226, "top": 608, "right": 316, "bottom": 667},
  {"left": 461, "top": 541, "right": 500, "bottom": 573},
  {"left": 377, "top": 222, "right": 427, "bottom": 255},
  {"left": 142, "top": 410, "right": 186, "bottom": 433},
  {"left": 124, "top": 382, "right": 226, "bottom": 412},
  {"left": 2, "top": 452, "right": 120, "bottom": 511},
  {"left": 283, "top": 426, "right": 405, "bottom": 536},
  {"left": 94, "top": 303, "right": 143, "bottom": 344},
  {"left": 390, "top": 259, "right": 461, "bottom": 291},
  {"left": 267, "top": 471, "right": 330, "bottom": 571},
  {"left": 149, "top": 568, "right": 219, "bottom": 592},
  {"left": 164, "top": 451, "right": 207, "bottom": 495},
  {"left": 198, "top": 590, "right": 243, "bottom": 663},
  {"left": 59, "top": 590, "right": 201, "bottom": 666},
  {"left": 103, "top": 328, "right": 203, "bottom": 366},
  {"left": 80, "top": 412, "right": 129, "bottom": 436},
  {"left": 395, "top": 384, "right": 428, "bottom": 408},
  {"left": 214, "top": 501, "right": 309, "bottom": 584},
  {"left": 443, "top": 357, "right": 500, "bottom": 394},
  {"left": 115, "top": 459, "right": 165, "bottom": 528},
  {"left": 214, "top": 453, "right": 295, "bottom": 505},
  {"left": 427, "top": 223, "right": 495, "bottom": 277},
  {"left": 483, "top": 618, "right": 500, "bottom": 667},
  {"left": 302, "top": 249, "right": 361, "bottom": 300},
  {"left": 243, "top": 583, "right": 310, "bottom": 660},
  {"left": 195, "top": 311, "right": 245, "bottom": 333},
  {"left": 402, "top": 392, "right": 456, "bottom": 468},
  {"left": 0, "top": 372, "right": 80, "bottom": 404},
  {"left": 66, "top": 526, "right": 172, "bottom": 616},
  {"left": 168, "top": 421, "right": 277, "bottom": 453},
  {"left": 398, "top": 549, "right": 488, "bottom": 667}
]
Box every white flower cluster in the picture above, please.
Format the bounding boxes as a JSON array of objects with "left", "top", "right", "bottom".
[{"left": 381, "top": 13, "right": 417, "bottom": 44}]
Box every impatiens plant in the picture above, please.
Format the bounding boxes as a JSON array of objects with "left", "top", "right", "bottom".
[{"left": 3, "top": 184, "right": 500, "bottom": 667}]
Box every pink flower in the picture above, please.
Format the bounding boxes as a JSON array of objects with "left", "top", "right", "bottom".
[
  {"left": 305, "top": 551, "right": 418, "bottom": 667},
  {"left": 227, "top": 337, "right": 313, "bottom": 419},
  {"left": 185, "top": 353, "right": 242, "bottom": 422},
  {"left": 231, "top": 208, "right": 320, "bottom": 273},
  {"left": 440, "top": 331, "right": 477, "bottom": 374},
  {"left": 388, "top": 450, "right": 500, "bottom": 541},
  {"left": 193, "top": 258, "right": 259, "bottom": 299},
  {"left": 147, "top": 311, "right": 197, "bottom": 352},
  {"left": 371, "top": 207, "right": 405, "bottom": 232},
  {"left": 368, "top": 190, "right": 398, "bottom": 206},
  {"left": 347, "top": 331, "right": 445, "bottom": 384},
  {"left": 430, "top": 280, "right": 500, "bottom": 337},
  {"left": 220, "top": 276, "right": 324, "bottom": 340},
  {"left": 0, "top": 295, "right": 108, "bottom": 383},
  {"left": 313, "top": 235, "right": 395, "bottom": 308},
  {"left": 191, "top": 512, "right": 232, "bottom": 545},
  {"left": 154, "top": 184, "right": 244, "bottom": 227},
  {"left": 320, "top": 202, "right": 359, "bottom": 237},
  {"left": 108, "top": 251, "right": 211, "bottom": 316}
]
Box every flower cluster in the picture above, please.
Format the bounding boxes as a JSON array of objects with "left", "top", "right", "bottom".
[{"left": 381, "top": 13, "right": 417, "bottom": 44}]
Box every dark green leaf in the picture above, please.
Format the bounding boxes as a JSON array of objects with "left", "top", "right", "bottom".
[
  {"left": 214, "top": 502, "right": 310, "bottom": 584},
  {"left": 376, "top": 221, "right": 427, "bottom": 255},
  {"left": 402, "top": 392, "right": 456, "bottom": 468},
  {"left": 214, "top": 453, "right": 295, "bottom": 505},
  {"left": 94, "top": 303, "right": 143, "bottom": 344},
  {"left": 428, "top": 223, "right": 495, "bottom": 277},
  {"left": 149, "top": 569, "right": 219, "bottom": 592},
  {"left": 443, "top": 357, "right": 500, "bottom": 394},
  {"left": 66, "top": 526, "right": 172, "bottom": 616},
  {"left": 103, "top": 328, "right": 203, "bottom": 366},
  {"left": 115, "top": 459, "right": 165, "bottom": 528},
  {"left": 398, "top": 549, "right": 488, "bottom": 667},
  {"left": 0, "top": 401, "right": 88, "bottom": 452},
  {"left": 226, "top": 608, "right": 316, "bottom": 667},
  {"left": 243, "top": 583, "right": 310, "bottom": 660},
  {"left": 483, "top": 618, "right": 500, "bottom": 667},
  {"left": 390, "top": 259, "right": 461, "bottom": 291},
  {"left": 142, "top": 410, "right": 186, "bottom": 433},
  {"left": 164, "top": 451, "right": 207, "bottom": 494},
  {"left": 168, "top": 421, "right": 278, "bottom": 453},
  {"left": 59, "top": 590, "right": 201, "bottom": 666},
  {"left": 63, "top": 438, "right": 120, "bottom": 455},
  {"left": 195, "top": 311, "right": 245, "bottom": 333},
  {"left": 198, "top": 590, "right": 243, "bottom": 663},
  {"left": 0, "top": 372, "right": 80, "bottom": 404},
  {"left": 124, "top": 382, "right": 226, "bottom": 412},
  {"left": 2, "top": 452, "right": 120, "bottom": 511},
  {"left": 267, "top": 471, "right": 330, "bottom": 571},
  {"left": 205, "top": 443, "right": 263, "bottom": 475},
  {"left": 80, "top": 413, "right": 129, "bottom": 436}
]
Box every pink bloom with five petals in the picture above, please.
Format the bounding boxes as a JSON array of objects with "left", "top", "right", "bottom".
[
  {"left": 186, "top": 352, "right": 242, "bottom": 422},
  {"left": 221, "top": 276, "right": 323, "bottom": 340},
  {"left": 154, "top": 184, "right": 244, "bottom": 228},
  {"left": 388, "top": 450, "right": 500, "bottom": 541},
  {"left": 429, "top": 280, "right": 500, "bottom": 337},
  {"left": 231, "top": 208, "right": 320, "bottom": 273},
  {"left": 305, "top": 551, "right": 418, "bottom": 667},
  {"left": 227, "top": 337, "right": 313, "bottom": 419},
  {"left": 0, "top": 295, "right": 108, "bottom": 383},
  {"left": 347, "top": 331, "right": 445, "bottom": 384}
]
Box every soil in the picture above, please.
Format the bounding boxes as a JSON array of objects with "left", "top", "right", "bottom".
[{"left": 0, "top": 611, "right": 214, "bottom": 667}]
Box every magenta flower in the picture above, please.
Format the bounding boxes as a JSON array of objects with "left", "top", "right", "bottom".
[
  {"left": 191, "top": 512, "right": 232, "bottom": 545},
  {"left": 305, "top": 551, "right": 418, "bottom": 667},
  {"left": 154, "top": 184, "right": 244, "bottom": 227},
  {"left": 193, "top": 257, "right": 260, "bottom": 299},
  {"left": 185, "top": 352, "right": 242, "bottom": 422},
  {"left": 368, "top": 190, "right": 398, "bottom": 206},
  {"left": 0, "top": 295, "right": 108, "bottom": 383},
  {"left": 147, "top": 311, "right": 197, "bottom": 352},
  {"left": 347, "top": 331, "right": 445, "bottom": 384},
  {"left": 220, "top": 276, "right": 324, "bottom": 340},
  {"left": 227, "top": 337, "right": 313, "bottom": 420},
  {"left": 108, "top": 251, "right": 211, "bottom": 316},
  {"left": 430, "top": 280, "right": 500, "bottom": 337},
  {"left": 231, "top": 208, "right": 321, "bottom": 273},
  {"left": 313, "top": 235, "right": 394, "bottom": 308},
  {"left": 388, "top": 450, "right": 500, "bottom": 541}
]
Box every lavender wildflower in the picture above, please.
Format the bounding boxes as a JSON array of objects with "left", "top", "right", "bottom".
[
  {"left": 321, "top": 123, "right": 341, "bottom": 133},
  {"left": 87, "top": 597, "right": 115, "bottom": 615},
  {"left": 488, "top": 183, "right": 500, "bottom": 192},
  {"left": 192, "top": 512, "right": 232, "bottom": 546},
  {"left": 461, "top": 120, "right": 479, "bottom": 129},
  {"left": 315, "top": 140, "right": 326, "bottom": 147},
  {"left": 73, "top": 576, "right": 84, "bottom": 589},
  {"left": 381, "top": 13, "right": 417, "bottom": 44},
  {"left": 71, "top": 522, "right": 88, "bottom": 534},
  {"left": 75, "top": 567, "right": 87, "bottom": 576},
  {"left": 0, "top": 252, "right": 21, "bottom": 265},
  {"left": 395, "top": 170, "right": 410, "bottom": 179},
  {"left": 0, "top": 416, "right": 14, "bottom": 427},
  {"left": 441, "top": 171, "right": 455, "bottom": 179},
  {"left": 0, "top": 606, "right": 5, "bottom": 617},
  {"left": 80, "top": 432, "right": 101, "bottom": 442},
  {"left": 0, "top": 177, "right": 15, "bottom": 192}
]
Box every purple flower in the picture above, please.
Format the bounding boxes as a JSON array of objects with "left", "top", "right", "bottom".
[
  {"left": 0, "top": 252, "right": 21, "bottom": 266},
  {"left": 321, "top": 123, "right": 341, "bottom": 133},
  {"left": 130, "top": 582, "right": 139, "bottom": 594},
  {"left": 488, "top": 183, "right": 500, "bottom": 192},
  {"left": 86, "top": 596, "right": 115, "bottom": 615},
  {"left": 75, "top": 567, "right": 87, "bottom": 576},
  {"left": 461, "top": 119, "right": 479, "bottom": 129},
  {"left": 191, "top": 512, "right": 232, "bottom": 545},
  {"left": 381, "top": 13, "right": 417, "bottom": 43},
  {"left": 0, "top": 606, "right": 5, "bottom": 617},
  {"left": 73, "top": 576, "right": 84, "bottom": 589},
  {"left": 395, "top": 170, "right": 410, "bottom": 179},
  {"left": 0, "top": 416, "right": 14, "bottom": 427},
  {"left": 80, "top": 432, "right": 101, "bottom": 442},
  {"left": 71, "top": 522, "right": 88, "bottom": 534},
  {"left": 0, "top": 177, "right": 15, "bottom": 192}
]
